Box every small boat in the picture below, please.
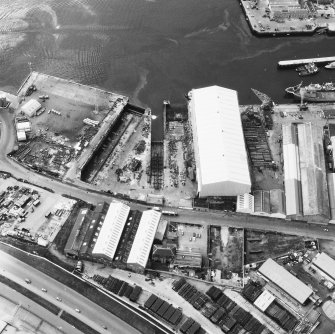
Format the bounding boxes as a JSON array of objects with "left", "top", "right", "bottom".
[
  {"left": 296, "top": 62, "right": 319, "bottom": 76},
  {"left": 325, "top": 61, "right": 335, "bottom": 69}
]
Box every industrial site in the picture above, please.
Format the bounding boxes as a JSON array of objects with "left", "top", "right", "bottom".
[
  {"left": 240, "top": 0, "right": 335, "bottom": 35},
  {"left": 2, "top": 72, "right": 335, "bottom": 334}
]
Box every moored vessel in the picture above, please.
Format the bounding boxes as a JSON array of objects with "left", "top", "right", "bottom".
[
  {"left": 285, "top": 82, "right": 335, "bottom": 102},
  {"left": 325, "top": 61, "right": 335, "bottom": 69}
]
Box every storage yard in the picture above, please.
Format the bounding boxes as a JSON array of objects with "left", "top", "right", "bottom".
[
  {"left": 209, "top": 226, "right": 244, "bottom": 281},
  {"left": 90, "top": 107, "right": 152, "bottom": 194},
  {"left": 163, "top": 103, "right": 197, "bottom": 202},
  {"left": 245, "top": 230, "right": 306, "bottom": 264},
  {"left": 0, "top": 176, "right": 76, "bottom": 246},
  {"left": 12, "top": 72, "right": 153, "bottom": 194},
  {"left": 244, "top": 253, "right": 331, "bottom": 334}
]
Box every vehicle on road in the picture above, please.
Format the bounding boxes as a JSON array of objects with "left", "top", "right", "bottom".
[
  {"left": 324, "top": 228, "right": 329, "bottom": 232},
  {"left": 24, "top": 278, "right": 31, "bottom": 284},
  {"left": 102, "top": 325, "right": 107, "bottom": 329},
  {"left": 75, "top": 261, "right": 83, "bottom": 272},
  {"left": 56, "top": 297, "right": 62, "bottom": 301},
  {"left": 41, "top": 288, "right": 47, "bottom": 292},
  {"left": 75, "top": 308, "right": 81, "bottom": 313}
]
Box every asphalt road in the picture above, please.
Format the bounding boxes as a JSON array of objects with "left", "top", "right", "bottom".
[
  {"left": 1, "top": 109, "right": 335, "bottom": 240},
  {"left": 0, "top": 283, "right": 83, "bottom": 334},
  {"left": 0, "top": 249, "right": 140, "bottom": 334}
]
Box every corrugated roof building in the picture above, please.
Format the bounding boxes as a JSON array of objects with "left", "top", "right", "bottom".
[
  {"left": 327, "top": 173, "right": 335, "bottom": 220},
  {"left": 312, "top": 252, "right": 335, "bottom": 283},
  {"left": 64, "top": 208, "right": 92, "bottom": 258},
  {"left": 127, "top": 210, "right": 161, "bottom": 273},
  {"left": 282, "top": 123, "right": 302, "bottom": 216},
  {"left": 297, "top": 123, "right": 329, "bottom": 218},
  {"left": 92, "top": 202, "right": 130, "bottom": 262},
  {"left": 188, "top": 85, "right": 251, "bottom": 197},
  {"left": 174, "top": 249, "right": 202, "bottom": 269},
  {"left": 236, "top": 193, "right": 254, "bottom": 213},
  {"left": 258, "top": 258, "right": 313, "bottom": 304}
]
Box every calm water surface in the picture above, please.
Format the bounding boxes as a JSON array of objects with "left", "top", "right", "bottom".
[{"left": 0, "top": 0, "right": 335, "bottom": 138}]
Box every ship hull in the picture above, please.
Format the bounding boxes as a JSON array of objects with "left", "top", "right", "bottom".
[{"left": 289, "top": 91, "right": 335, "bottom": 102}]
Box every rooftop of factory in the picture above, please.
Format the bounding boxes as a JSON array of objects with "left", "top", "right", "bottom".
[
  {"left": 189, "top": 85, "right": 251, "bottom": 197},
  {"left": 258, "top": 258, "right": 313, "bottom": 304}
]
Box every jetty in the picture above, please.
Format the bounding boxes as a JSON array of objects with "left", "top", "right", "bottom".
[{"left": 278, "top": 56, "right": 335, "bottom": 68}]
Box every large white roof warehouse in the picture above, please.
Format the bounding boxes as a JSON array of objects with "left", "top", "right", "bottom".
[
  {"left": 127, "top": 210, "right": 161, "bottom": 272},
  {"left": 92, "top": 202, "right": 130, "bottom": 261},
  {"left": 259, "top": 258, "right": 313, "bottom": 304},
  {"left": 189, "top": 85, "right": 251, "bottom": 197}
]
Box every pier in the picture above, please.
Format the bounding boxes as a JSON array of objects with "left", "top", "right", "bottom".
[{"left": 278, "top": 56, "right": 335, "bottom": 68}]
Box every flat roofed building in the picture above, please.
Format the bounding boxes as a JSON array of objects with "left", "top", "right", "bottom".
[
  {"left": 16, "top": 121, "right": 31, "bottom": 132},
  {"left": 92, "top": 202, "right": 130, "bottom": 261},
  {"left": 21, "top": 99, "right": 41, "bottom": 117},
  {"left": 189, "top": 85, "right": 251, "bottom": 197},
  {"left": 127, "top": 210, "right": 161, "bottom": 273},
  {"left": 17, "top": 130, "right": 26, "bottom": 142},
  {"left": 312, "top": 252, "right": 335, "bottom": 283},
  {"left": 259, "top": 258, "right": 313, "bottom": 304},
  {"left": 254, "top": 290, "right": 275, "bottom": 312}
]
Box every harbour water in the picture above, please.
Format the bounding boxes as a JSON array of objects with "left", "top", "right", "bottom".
[{"left": 0, "top": 0, "right": 335, "bottom": 139}]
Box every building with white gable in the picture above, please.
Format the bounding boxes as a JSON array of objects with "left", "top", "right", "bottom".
[
  {"left": 127, "top": 210, "right": 161, "bottom": 273},
  {"left": 188, "top": 85, "right": 251, "bottom": 197}
]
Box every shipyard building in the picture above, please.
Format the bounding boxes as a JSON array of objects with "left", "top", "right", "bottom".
[
  {"left": 259, "top": 258, "right": 313, "bottom": 305},
  {"left": 127, "top": 209, "right": 162, "bottom": 273},
  {"left": 282, "top": 123, "right": 329, "bottom": 218},
  {"left": 188, "top": 86, "right": 251, "bottom": 197},
  {"left": 64, "top": 201, "right": 161, "bottom": 273},
  {"left": 92, "top": 202, "right": 130, "bottom": 262}
]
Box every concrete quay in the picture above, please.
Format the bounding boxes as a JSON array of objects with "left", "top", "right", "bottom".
[{"left": 240, "top": 0, "right": 335, "bottom": 36}]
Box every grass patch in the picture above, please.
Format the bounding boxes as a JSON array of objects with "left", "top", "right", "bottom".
[
  {"left": 0, "top": 274, "right": 61, "bottom": 315},
  {"left": 60, "top": 311, "right": 100, "bottom": 334}
]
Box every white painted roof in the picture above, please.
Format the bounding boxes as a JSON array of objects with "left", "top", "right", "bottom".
[
  {"left": 21, "top": 99, "right": 41, "bottom": 116},
  {"left": 254, "top": 290, "right": 275, "bottom": 312},
  {"left": 127, "top": 210, "right": 161, "bottom": 268},
  {"left": 17, "top": 130, "right": 26, "bottom": 141},
  {"left": 16, "top": 122, "right": 31, "bottom": 131},
  {"left": 259, "top": 259, "right": 313, "bottom": 304},
  {"left": 92, "top": 202, "right": 130, "bottom": 260},
  {"left": 190, "top": 86, "right": 250, "bottom": 196},
  {"left": 312, "top": 252, "right": 335, "bottom": 280}
]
